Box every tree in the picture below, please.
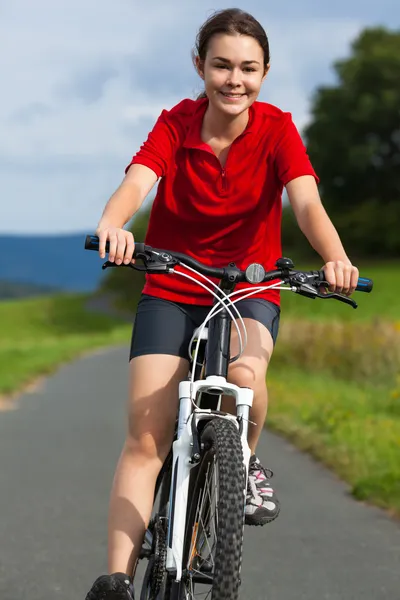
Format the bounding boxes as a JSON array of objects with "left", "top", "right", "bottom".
[{"left": 304, "top": 27, "right": 400, "bottom": 257}]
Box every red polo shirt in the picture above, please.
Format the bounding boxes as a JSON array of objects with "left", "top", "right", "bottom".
[{"left": 126, "top": 98, "right": 318, "bottom": 306}]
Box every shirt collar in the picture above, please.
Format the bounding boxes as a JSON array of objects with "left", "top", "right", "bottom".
[{"left": 183, "top": 98, "right": 255, "bottom": 150}]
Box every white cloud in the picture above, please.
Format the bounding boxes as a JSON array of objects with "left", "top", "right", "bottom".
[{"left": 0, "top": 0, "right": 398, "bottom": 233}]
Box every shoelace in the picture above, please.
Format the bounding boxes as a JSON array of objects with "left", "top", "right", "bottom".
[
  {"left": 248, "top": 461, "right": 274, "bottom": 500},
  {"left": 249, "top": 460, "right": 274, "bottom": 480}
]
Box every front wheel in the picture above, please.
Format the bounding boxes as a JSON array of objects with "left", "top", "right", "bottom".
[{"left": 171, "top": 417, "right": 246, "bottom": 600}]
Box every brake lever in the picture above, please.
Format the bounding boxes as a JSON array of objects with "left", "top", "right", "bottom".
[
  {"left": 315, "top": 278, "right": 358, "bottom": 308},
  {"left": 294, "top": 282, "right": 358, "bottom": 308},
  {"left": 101, "top": 261, "right": 147, "bottom": 271},
  {"left": 319, "top": 291, "right": 358, "bottom": 308}
]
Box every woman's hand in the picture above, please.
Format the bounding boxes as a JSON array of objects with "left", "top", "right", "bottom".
[
  {"left": 322, "top": 260, "right": 359, "bottom": 296},
  {"left": 95, "top": 226, "right": 135, "bottom": 265}
]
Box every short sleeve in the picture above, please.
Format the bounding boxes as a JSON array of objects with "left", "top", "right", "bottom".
[
  {"left": 274, "top": 114, "right": 319, "bottom": 185},
  {"left": 125, "top": 109, "right": 178, "bottom": 178}
]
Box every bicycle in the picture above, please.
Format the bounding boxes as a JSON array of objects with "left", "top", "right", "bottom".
[{"left": 84, "top": 235, "right": 373, "bottom": 600}]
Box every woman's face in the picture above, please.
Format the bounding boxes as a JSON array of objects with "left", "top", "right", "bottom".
[{"left": 197, "top": 33, "right": 268, "bottom": 118}]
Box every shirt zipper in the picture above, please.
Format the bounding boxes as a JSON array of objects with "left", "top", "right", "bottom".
[
  {"left": 219, "top": 132, "right": 246, "bottom": 192},
  {"left": 221, "top": 168, "right": 227, "bottom": 191}
]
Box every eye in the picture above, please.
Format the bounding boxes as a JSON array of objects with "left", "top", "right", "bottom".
[
  {"left": 215, "top": 64, "right": 228, "bottom": 69},
  {"left": 244, "top": 67, "right": 256, "bottom": 72}
]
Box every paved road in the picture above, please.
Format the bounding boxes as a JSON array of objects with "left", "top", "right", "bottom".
[{"left": 1, "top": 347, "right": 399, "bottom": 600}]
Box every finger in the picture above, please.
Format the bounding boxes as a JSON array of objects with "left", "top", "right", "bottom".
[
  {"left": 342, "top": 264, "right": 352, "bottom": 295},
  {"left": 108, "top": 231, "right": 118, "bottom": 262},
  {"left": 124, "top": 233, "right": 135, "bottom": 264},
  {"left": 324, "top": 262, "right": 336, "bottom": 292},
  {"left": 98, "top": 230, "right": 107, "bottom": 259},
  {"left": 115, "top": 231, "right": 127, "bottom": 265},
  {"left": 349, "top": 266, "right": 359, "bottom": 296},
  {"left": 334, "top": 262, "right": 344, "bottom": 293}
]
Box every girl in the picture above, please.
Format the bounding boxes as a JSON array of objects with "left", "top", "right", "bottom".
[{"left": 85, "top": 8, "right": 359, "bottom": 600}]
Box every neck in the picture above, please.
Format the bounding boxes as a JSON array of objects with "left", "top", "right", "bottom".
[{"left": 203, "top": 103, "right": 249, "bottom": 141}]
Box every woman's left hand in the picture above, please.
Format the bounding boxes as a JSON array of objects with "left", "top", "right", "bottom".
[{"left": 322, "top": 260, "right": 359, "bottom": 296}]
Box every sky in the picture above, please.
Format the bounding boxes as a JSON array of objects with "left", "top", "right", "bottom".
[{"left": 1, "top": 0, "right": 399, "bottom": 234}]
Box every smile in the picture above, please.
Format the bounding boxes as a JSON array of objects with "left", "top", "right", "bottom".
[{"left": 220, "top": 92, "right": 246, "bottom": 99}]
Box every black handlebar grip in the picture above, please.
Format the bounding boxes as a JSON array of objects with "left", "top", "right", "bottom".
[
  {"left": 84, "top": 235, "right": 106, "bottom": 251},
  {"left": 355, "top": 277, "right": 373, "bottom": 293}
]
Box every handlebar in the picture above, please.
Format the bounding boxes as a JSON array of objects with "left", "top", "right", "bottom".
[{"left": 84, "top": 235, "right": 373, "bottom": 306}]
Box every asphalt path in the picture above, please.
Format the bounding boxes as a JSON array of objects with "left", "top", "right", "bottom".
[{"left": 0, "top": 346, "right": 399, "bottom": 600}]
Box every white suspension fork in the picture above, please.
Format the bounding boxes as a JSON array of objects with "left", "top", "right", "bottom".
[{"left": 166, "top": 377, "right": 253, "bottom": 582}]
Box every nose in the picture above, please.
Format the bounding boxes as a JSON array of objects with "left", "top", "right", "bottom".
[{"left": 226, "top": 68, "right": 242, "bottom": 87}]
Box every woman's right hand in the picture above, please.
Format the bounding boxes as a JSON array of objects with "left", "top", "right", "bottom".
[{"left": 95, "top": 226, "right": 135, "bottom": 265}]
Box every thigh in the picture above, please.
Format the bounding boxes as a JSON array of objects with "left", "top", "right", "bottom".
[
  {"left": 228, "top": 300, "right": 280, "bottom": 389},
  {"left": 128, "top": 294, "right": 197, "bottom": 458},
  {"left": 127, "top": 354, "right": 189, "bottom": 460},
  {"left": 234, "top": 298, "right": 280, "bottom": 348},
  {"left": 228, "top": 318, "right": 274, "bottom": 390},
  {"left": 129, "top": 294, "right": 199, "bottom": 361}
]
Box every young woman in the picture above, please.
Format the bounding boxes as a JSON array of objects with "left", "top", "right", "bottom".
[{"left": 85, "top": 8, "right": 359, "bottom": 600}]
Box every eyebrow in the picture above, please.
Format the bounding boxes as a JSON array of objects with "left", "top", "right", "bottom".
[{"left": 212, "top": 56, "right": 260, "bottom": 65}]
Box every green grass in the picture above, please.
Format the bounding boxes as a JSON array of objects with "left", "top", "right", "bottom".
[
  {"left": 280, "top": 263, "right": 399, "bottom": 322},
  {"left": 274, "top": 318, "right": 400, "bottom": 388},
  {"left": 0, "top": 294, "right": 131, "bottom": 396},
  {"left": 267, "top": 365, "right": 400, "bottom": 515}
]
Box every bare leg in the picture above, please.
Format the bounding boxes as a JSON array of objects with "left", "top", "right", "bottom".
[
  {"left": 223, "top": 318, "right": 273, "bottom": 453},
  {"left": 107, "top": 354, "right": 188, "bottom": 575}
]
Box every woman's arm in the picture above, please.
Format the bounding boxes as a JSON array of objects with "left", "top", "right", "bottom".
[
  {"left": 97, "top": 106, "right": 179, "bottom": 263},
  {"left": 286, "top": 175, "right": 359, "bottom": 295},
  {"left": 96, "top": 164, "right": 158, "bottom": 263}
]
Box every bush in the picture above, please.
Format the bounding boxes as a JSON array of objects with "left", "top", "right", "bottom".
[{"left": 274, "top": 319, "right": 400, "bottom": 388}]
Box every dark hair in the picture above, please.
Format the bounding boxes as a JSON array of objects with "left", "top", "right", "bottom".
[{"left": 192, "top": 8, "right": 270, "bottom": 99}]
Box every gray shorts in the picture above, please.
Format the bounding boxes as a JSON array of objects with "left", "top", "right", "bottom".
[{"left": 129, "top": 294, "right": 280, "bottom": 361}]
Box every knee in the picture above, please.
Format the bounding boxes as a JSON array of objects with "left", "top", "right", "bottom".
[
  {"left": 229, "top": 366, "right": 255, "bottom": 390},
  {"left": 228, "top": 364, "right": 266, "bottom": 393},
  {"left": 125, "top": 417, "right": 174, "bottom": 464}
]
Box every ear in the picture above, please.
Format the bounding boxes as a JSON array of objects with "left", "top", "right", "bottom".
[
  {"left": 195, "top": 56, "right": 205, "bottom": 80},
  {"left": 262, "top": 63, "right": 270, "bottom": 83}
]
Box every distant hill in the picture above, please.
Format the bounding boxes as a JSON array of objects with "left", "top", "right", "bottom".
[
  {"left": 0, "top": 233, "right": 106, "bottom": 293},
  {"left": 0, "top": 280, "right": 58, "bottom": 300}
]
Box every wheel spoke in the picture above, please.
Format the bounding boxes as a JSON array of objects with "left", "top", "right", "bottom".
[
  {"left": 193, "top": 460, "right": 218, "bottom": 571},
  {"left": 185, "top": 456, "right": 219, "bottom": 598}
]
